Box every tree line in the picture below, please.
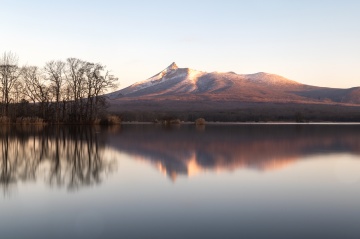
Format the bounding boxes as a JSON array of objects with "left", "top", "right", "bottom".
[{"left": 0, "top": 51, "right": 118, "bottom": 124}]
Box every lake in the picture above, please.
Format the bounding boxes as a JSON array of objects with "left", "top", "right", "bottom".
[{"left": 1, "top": 124, "right": 360, "bottom": 239}]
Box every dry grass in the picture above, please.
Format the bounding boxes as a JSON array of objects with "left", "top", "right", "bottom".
[
  {"left": 0, "top": 116, "right": 10, "bottom": 124},
  {"left": 16, "top": 117, "right": 45, "bottom": 125}
]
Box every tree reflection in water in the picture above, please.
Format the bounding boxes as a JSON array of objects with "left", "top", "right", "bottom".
[
  {"left": 0, "top": 125, "right": 116, "bottom": 193},
  {"left": 3, "top": 124, "right": 360, "bottom": 190}
]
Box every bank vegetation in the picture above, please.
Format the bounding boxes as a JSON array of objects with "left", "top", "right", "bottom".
[{"left": 0, "top": 51, "right": 119, "bottom": 124}]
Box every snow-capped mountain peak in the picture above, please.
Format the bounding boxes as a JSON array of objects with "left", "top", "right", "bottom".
[
  {"left": 112, "top": 62, "right": 185, "bottom": 96},
  {"left": 106, "top": 63, "right": 360, "bottom": 109},
  {"left": 167, "top": 62, "right": 178, "bottom": 70},
  {"left": 108, "top": 63, "right": 305, "bottom": 99},
  {"left": 148, "top": 62, "right": 179, "bottom": 81}
]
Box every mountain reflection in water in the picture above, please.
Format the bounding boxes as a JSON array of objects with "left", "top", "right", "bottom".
[
  {"left": 1, "top": 124, "right": 360, "bottom": 189},
  {"left": 2, "top": 124, "right": 360, "bottom": 239},
  {"left": 107, "top": 124, "right": 360, "bottom": 181}
]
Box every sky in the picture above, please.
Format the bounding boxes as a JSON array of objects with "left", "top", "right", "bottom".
[{"left": 1, "top": 0, "right": 359, "bottom": 89}]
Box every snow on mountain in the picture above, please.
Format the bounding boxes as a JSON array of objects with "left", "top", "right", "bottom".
[
  {"left": 244, "top": 72, "right": 301, "bottom": 87},
  {"left": 127, "top": 62, "right": 181, "bottom": 93},
  {"left": 107, "top": 62, "right": 360, "bottom": 105},
  {"left": 109, "top": 63, "right": 209, "bottom": 98},
  {"left": 108, "top": 63, "right": 301, "bottom": 99}
]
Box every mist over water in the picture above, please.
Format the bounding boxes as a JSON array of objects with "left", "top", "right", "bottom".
[{"left": 1, "top": 124, "right": 360, "bottom": 239}]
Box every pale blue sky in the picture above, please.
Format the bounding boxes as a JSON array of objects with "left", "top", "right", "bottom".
[{"left": 1, "top": 0, "right": 359, "bottom": 89}]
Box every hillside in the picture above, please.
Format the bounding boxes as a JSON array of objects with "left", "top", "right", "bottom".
[{"left": 107, "top": 63, "right": 360, "bottom": 121}]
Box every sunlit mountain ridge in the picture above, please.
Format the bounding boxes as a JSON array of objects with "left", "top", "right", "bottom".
[{"left": 108, "top": 63, "right": 360, "bottom": 105}]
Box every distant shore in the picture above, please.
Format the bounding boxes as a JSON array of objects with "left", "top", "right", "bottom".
[{"left": 120, "top": 121, "right": 360, "bottom": 125}]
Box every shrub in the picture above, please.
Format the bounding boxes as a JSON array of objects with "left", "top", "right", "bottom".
[
  {"left": 195, "top": 118, "right": 206, "bottom": 125},
  {"left": 93, "top": 118, "right": 101, "bottom": 125},
  {"left": 169, "top": 119, "right": 181, "bottom": 124},
  {"left": 100, "top": 115, "right": 121, "bottom": 125},
  {"left": 161, "top": 118, "right": 181, "bottom": 125}
]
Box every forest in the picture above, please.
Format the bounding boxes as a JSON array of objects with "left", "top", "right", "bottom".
[{"left": 0, "top": 52, "right": 118, "bottom": 124}]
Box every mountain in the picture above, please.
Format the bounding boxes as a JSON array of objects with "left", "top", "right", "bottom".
[
  {"left": 109, "top": 62, "right": 360, "bottom": 104},
  {"left": 107, "top": 63, "right": 360, "bottom": 121}
]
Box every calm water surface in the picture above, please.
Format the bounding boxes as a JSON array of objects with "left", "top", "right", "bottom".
[{"left": 1, "top": 124, "right": 360, "bottom": 239}]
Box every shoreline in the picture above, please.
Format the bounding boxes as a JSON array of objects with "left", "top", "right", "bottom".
[{"left": 121, "top": 121, "right": 360, "bottom": 125}]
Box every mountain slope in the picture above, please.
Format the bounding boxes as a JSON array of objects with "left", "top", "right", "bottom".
[
  {"left": 109, "top": 63, "right": 306, "bottom": 100},
  {"left": 107, "top": 63, "right": 360, "bottom": 113}
]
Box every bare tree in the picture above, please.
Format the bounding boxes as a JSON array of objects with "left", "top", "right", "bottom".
[
  {"left": 44, "top": 60, "right": 65, "bottom": 123},
  {"left": 84, "top": 62, "right": 118, "bottom": 121},
  {"left": 0, "top": 53, "right": 118, "bottom": 123},
  {"left": 0, "top": 52, "right": 21, "bottom": 117},
  {"left": 21, "top": 66, "right": 51, "bottom": 119},
  {"left": 21, "top": 66, "right": 43, "bottom": 104},
  {"left": 65, "top": 58, "right": 87, "bottom": 122}
]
